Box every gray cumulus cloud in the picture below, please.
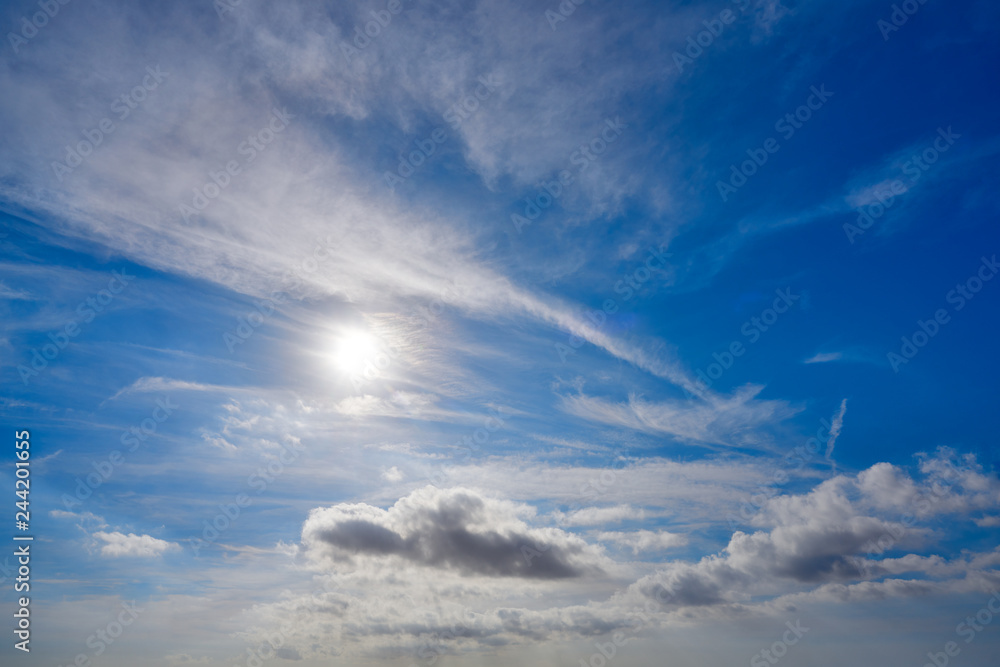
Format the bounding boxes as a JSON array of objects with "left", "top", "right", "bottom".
[{"left": 302, "top": 486, "right": 605, "bottom": 579}]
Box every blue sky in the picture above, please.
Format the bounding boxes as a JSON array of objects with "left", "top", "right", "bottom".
[{"left": 1, "top": 0, "right": 999, "bottom": 665}]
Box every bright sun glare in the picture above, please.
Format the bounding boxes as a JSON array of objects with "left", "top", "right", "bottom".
[{"left": 333, "top": 330, "right": 381, "bottom": 375}]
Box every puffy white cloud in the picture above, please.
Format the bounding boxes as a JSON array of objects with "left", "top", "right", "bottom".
[
  {"left": 625, "top": 452, "right": 1000, "bottom": 609},
  {"left": 94, "top": 531, "right": 181, "bottom": 558},
  {"left": 238, "top": 452, "right": 1000, "bottom": 660},
  {"left": 382, "top": 466, "right": 404, "bottom": 483}
]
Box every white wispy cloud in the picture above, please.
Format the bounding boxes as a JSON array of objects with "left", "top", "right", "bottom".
[
  {"left": 0, "top": 281, "right": 31, "bottom": 300},
  {"left": 559, "top": 385, "right": 801, "bottom": 448},
  {"left": 0, "top": 0, "right": 795, "bottom": 415},
  {"left": 804, "top": 351, "right": 844, "bottom": 364},
  {"left": 596, "top": 530, "right": 688, "bottom": 554},
  {"left": 107, "top": 376, "right": 246, "bottom": 401},
  {"left": 825, "top": 398, "right": 848, "bottom": 464},
  {"left": 554, "top": 505, "right": 646, "bottom": 527}
]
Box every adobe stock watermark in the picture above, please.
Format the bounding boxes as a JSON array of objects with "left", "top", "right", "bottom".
[
  {"left": 750, "top": 620, "right": 810, "bottom": 667},
  {"left": 511, "top": 117, "right": 628, "bottom": 233},
  {"left": 672, "top": 0, "right": 750, "bottom": 73},
  {"left": 921, "top": 589, "right": 1000, "bottom": 667},
  {"left": 716, "top": 85, "right": 834, "bottom": 202},
  {"left": 17, "top": 268, "right": 135, "bottom": 385},
  {"left": 350, "top": 282, "right": 470, "bottom": 393},
  {"left": 574, "top": 582, "right": 676, "bottom": 667},
  {"left": 877, "top": 0, "right": 932, "bottom": 42},
  {"left": 521, "top": 446, "right": 632, "bottom": 564},
  {"left": 279, "top": 234, "right": 341, "bottom": 297},
  {"left": 235, "top": 622, "right": 295, "bottom": 667},
  {"left": 192, "top": 438, "right": 305, "bottom": 555},
  {"left": 424, "top": 407, "right": 508, "bottom": 487},
  {"left": 51, "top": 66, "right": 169, "bottom": 182},
  {"left": 248, "top": 579, "right": 341, "bottom": 656},
  {"left": 684, "top": 287, "right": 801, "bottom": 398},
  {"left": 407, "top": 604, "right": 482, "bottom": 667},
  {"left": 413, "top": 281, "right": 467, "bottom": 330},
  {"left": 555, "top": 245, "right": 672, "bottom": 363},
  {"left": 60, "top": 398, "right": 179, "bottom": 510},
  {"left": 844, "top": 127, "right": 959, "bottom": 243},
  {"left": 576, "top": 630, "right": 631, "bottom": 667},
  {"left": 234, "top": 581, "right": 346, "bottom": 666},
  {"left": 725, "top": 414, "right": 839, "bottom": 530},
  {"left": 178, "top": 107, "right": 294, "bottom": 223},
  {"left": 554, "top": 446, "right": 632, "bottom": 527},
  {"left": 385, "top": 74, "right": 501, "bottom": 190},
  {"left": 214, "top": 0, "right": 244, "bottom": 20},
  {"left": 345, "top": 334, "right": 404, "bottom": 393},
  {"left": 543, "top": 0, "right": 588, "bottom": 31},
  {"left": 223, "top": 291, "right": 287, "bottom": 353},
  {"left": 6, "top": 0, "right": 72, "bottom": 54},
  {"left": 887, "top": 255, "right": 997, "bottom": 373},
  {"left": 55, "top": 601, "right": 144, "bottom": 667},
  {"left": 339, "top": 0, "right": 408, "bottom": 62}
]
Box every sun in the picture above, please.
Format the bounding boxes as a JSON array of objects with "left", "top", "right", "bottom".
[{"left": 332, "top": 330, "right": 382, "bottom": 375}]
